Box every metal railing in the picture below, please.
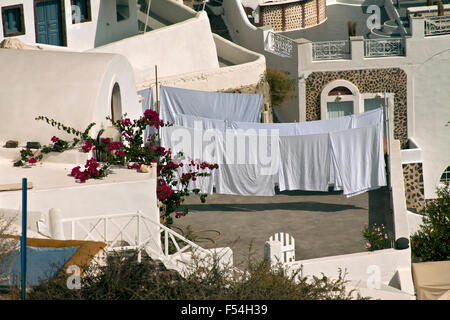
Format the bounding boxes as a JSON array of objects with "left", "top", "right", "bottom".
[
  {"left": 61, "top": 211, "right": 211, "bottom": 273},
  {"left": 312, "top": 40, "right": 351, "bottom": 61},
  {"left": 364, "top": 38, "right": 406, "bottom": 58},
  {"left": 264, "top": 31, "right": 294, "bottom": 58},
  {"left": 424, "top": 15, "right": 450, "bottom": 36}
]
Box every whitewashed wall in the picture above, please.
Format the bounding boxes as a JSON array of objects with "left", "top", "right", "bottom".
[
  {"left": 0, "top": 0, "right": 139, "bottom": 50},
  {"left": 90, "top": 10, "right": 220, "bottom": 85}
]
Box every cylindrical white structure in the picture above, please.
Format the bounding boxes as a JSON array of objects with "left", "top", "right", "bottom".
[{"left": 49, "top": 208, "right": 65, "bottom": 240}]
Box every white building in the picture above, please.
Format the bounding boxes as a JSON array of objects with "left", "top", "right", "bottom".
[
  {"left": 223, "top": 0, "right": 450, "bottom": 205},
  {"left": 0, "top": 0, "right": 139, "bottom": 50}
]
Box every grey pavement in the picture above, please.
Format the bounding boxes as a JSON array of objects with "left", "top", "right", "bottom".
[{"left": 173, "top": 189, "right": 371, "bottom": 268}]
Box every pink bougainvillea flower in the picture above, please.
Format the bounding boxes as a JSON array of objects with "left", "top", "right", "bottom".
[
  {"left": 28, "top": 158, "right": 38, "bottom": 164},
  {"left": 175, "top": 212, "right": 183, "bottom": 219},
  {"left": 51, "top": 136, "right": 59, "bottom": 143},
  {"left": 81, "top": 141, "right": 93, "bottom": 153}
]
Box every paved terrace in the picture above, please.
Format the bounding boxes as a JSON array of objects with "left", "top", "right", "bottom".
[
  {"left": 174, "top": 189, "right": 379, "bottom": 267},
  {"left": 281, "top": 3, "right": 390, "bottom": 41}
]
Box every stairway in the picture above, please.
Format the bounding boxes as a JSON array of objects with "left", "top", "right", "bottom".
[{"left": 368, "top": 19, "right": 403, "bottom": 38}]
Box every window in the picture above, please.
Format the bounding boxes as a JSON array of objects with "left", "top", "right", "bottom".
[
  {"left": 116, "top": 0, "right": 129, "bottom": 22},
  {"left": 364, "top": 97, "right": 385, "bottom": 113},
  {"left": 2, "top": 4, "right": 25, "bottom": 37},
  {"left": 71, "top": 0, "right": 91, "bottom": 24},
  {"left": 440, "top": 166, "right": 450, "bottom": 183}
]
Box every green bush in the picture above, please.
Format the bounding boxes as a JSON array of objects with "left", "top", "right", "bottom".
[
  {"left": 362, "top": 223, "right": 391, "bottom": 251},
  {"left": 265, "top": 69, "right": 296, "bottom": 107},
  {"left": 411, "top": 183, "right": 450, "bottom": 262},
  {"left": 25, "top": 250, "right": 368, "bottom": 300}
]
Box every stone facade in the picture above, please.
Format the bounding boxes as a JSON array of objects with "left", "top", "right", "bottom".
[
  {"left": 305, "top": 68, "right": 408, "bottom": 148},
  {"left": 259, "top": 0, "right": 326, "bottom": 32},
  {"left": 402, "top": 163, "right": 426, "bottom": 213}
]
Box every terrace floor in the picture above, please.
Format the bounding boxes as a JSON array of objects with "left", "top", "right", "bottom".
[{"left": 173, "top": 189, "right": 386, "bottom": 267}]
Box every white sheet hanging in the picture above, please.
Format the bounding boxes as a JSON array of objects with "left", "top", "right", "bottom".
[
  {"left": 329, "top": 124, "right": 387, "bottom": 197},
  {"left": 214, "top": 131, "right": 280, "bottom": 196},
  {"left": 138, "top": 87, "right": 155, "bottom": 144},
  {"left": 159, "top": 85, "right": 262, "bottom": 124},
  {"left": 278, "top": 133, "right": 331, "bottom": 192}
]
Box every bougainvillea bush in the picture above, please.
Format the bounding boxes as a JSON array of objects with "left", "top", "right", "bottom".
[{"left": 15, "top": 110, "right": 218, "bottom": 226}]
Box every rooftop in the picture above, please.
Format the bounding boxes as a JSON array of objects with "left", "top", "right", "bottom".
[
  {"left": 174, "top": 188, "right": 390, "bottom": 267},
  {"left": 281, "top": 3, "right": 391, "bottom": 41}
]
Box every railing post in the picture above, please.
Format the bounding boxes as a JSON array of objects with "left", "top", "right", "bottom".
[
  {"left": 164, "top": 230, "right": 169, "bottom": 256},
  {"left": 410, "top": 14, "right": 425, "bottom": 39},
  {"left": 349, "top": 36, "right": 364, "bottom": 62}
]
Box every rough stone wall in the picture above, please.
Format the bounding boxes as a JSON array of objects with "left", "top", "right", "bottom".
[
  {"left": 402, "top": 163, "right": 426, "bottom": 213},
  {"left": 261, "top": 5, "right": 284, "bottom": 32},
  {"left": 305, "top": 68, "right": 408, "bottom": 148},
  {"left": 285, "top": 3, "right": 303, "bottom": 31},
  {"left": 318, "top": 0, "right": 326, "bottom": 23},
  {"left": 304, "top": 0, "right": 317, "bottom": 27},
  {"left": 260, "top": 0, "right": 326, "bottom": 32}
]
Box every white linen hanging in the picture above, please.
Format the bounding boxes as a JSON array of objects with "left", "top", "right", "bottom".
[
  {"left": 278, "top": 133, "right": 331, "bottom": 192},
  {"left": 329, "top": 124, "right": 387, "bottom": 197},
  {"left": 159, "top": 85, "right": 262, "bottom": 124}
]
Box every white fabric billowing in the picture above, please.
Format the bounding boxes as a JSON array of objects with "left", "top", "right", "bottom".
[
  {"left": 175, "top": 114, "right": 229, "bottom": 132},
  {"left": 278, "top": 133, "right": 331, "bottom": 192},
  {"left": 160, "top": 125, "right": 218, "bottom": 194},
  {"left": 297, "top": 116, "right": 352, "bottom": 135},
  {"left": 159, "top": 85, "right": 262, "bottom": 124},
  {"left": 214, "top": 131, "right": 280, "bottom": 196},
  {"left": 329, "top": 124, "right": 387, "bottom": 197},
  {"left": 231, "top": 121, "right": 300, "bottom": 136},
  {"left": 351, "top": 108, "right": 383, "bottom": 129}
]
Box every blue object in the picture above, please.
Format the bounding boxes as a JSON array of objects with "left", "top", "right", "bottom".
[
  {"left": 35, "top": 0, "right": 63, "bottom": 46},
  {"left": 21, "top": 178, "right": 27, "bottom": 300},
  {"left": 1, "top": 246, "right": 80, "bottom": 288}
]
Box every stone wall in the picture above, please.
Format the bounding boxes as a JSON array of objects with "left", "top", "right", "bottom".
[
  {"left": 305, "top": 68, "right": 408, "bottom": 148},
  {"left": 259, "top": 0, "right": 326, "bottom": 32},
  {"left": 402, "top": 163, "right": 426, "bottom": 214}
]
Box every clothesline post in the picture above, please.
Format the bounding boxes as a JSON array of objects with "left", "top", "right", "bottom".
[
  {"left": 21, "top": 177, "right": 27, "bottom": 300},
  {"left": 155, "top": 65, "right": 159, "bottom": 114}
]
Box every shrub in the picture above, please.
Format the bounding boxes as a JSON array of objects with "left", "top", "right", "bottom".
[
  {"left": 265, "top": 69, "right": 296, "bottom": 107},
  {"left": 411, "top": 183, "right": 450, "bottom": 262},
  {"left": 26, "top": 250, "right": 367, "bottom": 300}
]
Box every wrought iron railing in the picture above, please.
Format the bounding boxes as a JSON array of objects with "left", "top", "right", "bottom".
[
  {"left": 264, "top": 31, "right": 294, "bottom": 58},
  {"left": 424, "top": 15, "right": 450, "bottom": 36},
  {"left": 364, "top": 38, "right": 406, "bottom": 58},
  {"left": 312, "top": 40, "right": 351, "bottom": 61}
]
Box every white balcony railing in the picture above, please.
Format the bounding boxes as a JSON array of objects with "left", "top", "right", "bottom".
[
  {"left": 364, "top": 38, "right": 406, "bottom": 58},
  {"left": 264, "top": 31, "right": 294, "bottom": 58},
  {"left": 312, "top": 40, "right": 351, "bottom": 61},
  {"left": 424, "top": 15, "right": 450, "bottom": 36},
  {"left": 61, "top": 211, "right": 211, "bottom": 273}
]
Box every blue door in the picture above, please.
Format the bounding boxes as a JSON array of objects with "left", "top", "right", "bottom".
[{"left": 35, "top": 0, "right": 63, "bottom": 46}]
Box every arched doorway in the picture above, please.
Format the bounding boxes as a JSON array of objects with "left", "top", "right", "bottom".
[{"left": 111, "top": 82, "right": 122, "bottom": 122}]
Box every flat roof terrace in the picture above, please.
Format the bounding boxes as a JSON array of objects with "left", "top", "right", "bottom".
[
  {"left": 174, "top": 188, "right": 390, "bottom": 267},
  {"left": 281, "top": 3, "right": 390, "bottom": 41}
]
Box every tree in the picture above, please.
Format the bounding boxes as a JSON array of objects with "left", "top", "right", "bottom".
[{"left": 410, "top": 183, "right": 450, "bottom": 262}]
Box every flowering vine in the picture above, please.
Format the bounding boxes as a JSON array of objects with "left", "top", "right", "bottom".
[{"left": 23, "top": 109, "right": 218, "bottom": 226}]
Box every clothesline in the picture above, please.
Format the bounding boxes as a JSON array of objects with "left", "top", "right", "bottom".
[{"left": 160, "top": 109, "right": 386, "bottom": 197}]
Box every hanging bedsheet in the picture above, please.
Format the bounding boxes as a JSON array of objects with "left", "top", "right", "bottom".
[
  {"left": 159, "top": 86, "right": 263, "bottom": 124},
  {"left": 174, "top": 108, "right": 383, "bottom": 136},
  {"left": 329, "top": 124, "right": 386, "bottom": 197},
  {"left": 138, "top": 87, "right": 155, "bottom": 144}
]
